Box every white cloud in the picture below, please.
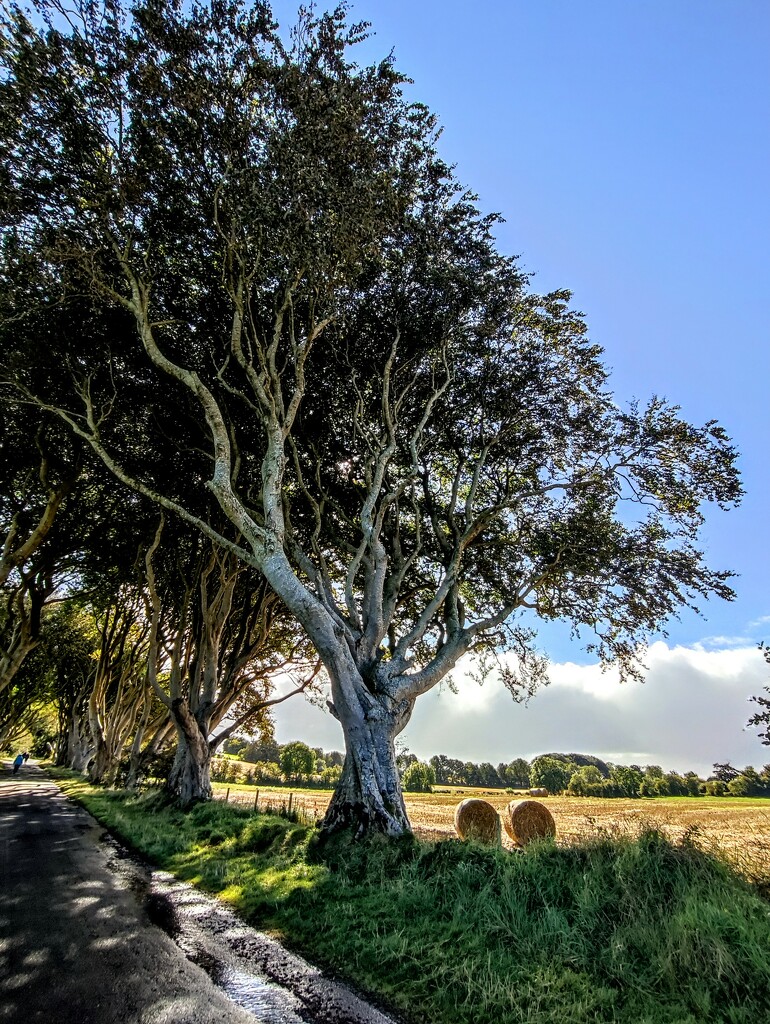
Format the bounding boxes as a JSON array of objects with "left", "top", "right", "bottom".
[
  {"left": 268, "top": 642, "right": 770, "bottom": 776},
  {"left": 694, "top": 635, "right": 756, "bottom": 650},
  {"left": 692, "top": 613, "right": 770, "bottom": 652},
  {"left": 547, "top": 659, "right": 622, "bottom": 700}
]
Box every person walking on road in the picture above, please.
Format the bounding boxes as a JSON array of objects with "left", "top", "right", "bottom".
[{"left": 13, "top": 752, "right": 24, "bottom": 773}]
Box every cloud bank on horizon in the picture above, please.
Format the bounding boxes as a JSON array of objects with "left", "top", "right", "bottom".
[{"left": 271, "top": 640, "right": 770, "bottom": 778}]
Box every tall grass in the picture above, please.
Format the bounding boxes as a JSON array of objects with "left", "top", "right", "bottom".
[{"left": 51, "top": 769, "right": 770, "bottom": 1024}]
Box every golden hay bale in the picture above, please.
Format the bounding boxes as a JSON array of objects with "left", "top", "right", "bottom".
[
  {"left": 503, "top": 799, "right": 556, "bottom": 846},
  {"left": 454, "top": 798, "right": 501, "bottom": 845}
]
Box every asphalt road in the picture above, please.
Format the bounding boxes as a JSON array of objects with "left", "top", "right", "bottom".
[
  {"left": 0, "top": 763, "right": 399, "bottom": 1024},
  {"left": 0, "top": 762, "right": 268, "bottom": 1024}
]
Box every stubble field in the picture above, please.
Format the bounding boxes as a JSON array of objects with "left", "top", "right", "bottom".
[{"left": 214, "top": 782, "right": 770, "bottom": 880}]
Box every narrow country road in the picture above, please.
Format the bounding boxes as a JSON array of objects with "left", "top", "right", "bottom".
[
  {"left": 0, "top": 762, "right": 262, "bottom": 1023},
  {"left": 0, "top": 763, "right": 397, "bottom": 1024}
]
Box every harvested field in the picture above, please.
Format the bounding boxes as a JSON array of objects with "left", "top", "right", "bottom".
[
  {"left": 407, "top": 789, "right": 770, "bottom": 883},
  {"left": 213, "top": 782, "right": 770, "bottom": 881}
]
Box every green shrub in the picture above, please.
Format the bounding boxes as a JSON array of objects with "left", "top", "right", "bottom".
[
  {"left": 705, "top": 779, "right": 728, "bottom": 796},
  {"left": 320, "top": 764, "right": 342, "bottom": 787},
  {"left": 402, "top": 761, "right": 436, "bottom": 792}
]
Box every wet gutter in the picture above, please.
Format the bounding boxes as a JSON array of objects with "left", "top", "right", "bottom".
[{"left": 103, "top": 834, "right": 401, "bottom": 1024}]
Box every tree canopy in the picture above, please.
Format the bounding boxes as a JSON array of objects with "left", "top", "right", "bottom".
[{"left": 0, "top": 0, "right": 742, "bottom": 834}]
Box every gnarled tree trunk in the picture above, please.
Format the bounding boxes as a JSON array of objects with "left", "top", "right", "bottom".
[
  {"left": 322, "top": 672, "right": 415, "bottom": 836},
  {"left": 89, "top": 740, "right": 119, "bottom": 786},
  {"left": 125, "top": 708, "right": 172, "bottom": 789},
  {"left": 167, "top": 699, "right": 212, "bottom": 808},
  {"left": 66, "top": 701, "right": 95, "bottom": 773},
  {"left": 324, "top": 722, "right": 409, "bottom": 836},
  {"left": 0, "top": 584, "right": 45, "bottom": 697}
]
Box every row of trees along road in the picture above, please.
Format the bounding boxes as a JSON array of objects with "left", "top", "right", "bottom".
[
  {"left": 0, "top": 0, "right": 742, "bottom": 835},
  {"left": 1, "top": 469, "right": 318, "bottom": 802}
]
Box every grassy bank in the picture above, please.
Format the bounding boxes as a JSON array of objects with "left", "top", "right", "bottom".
[{"left": 51, "top": 769, "right": 770, "bottom": 1024}]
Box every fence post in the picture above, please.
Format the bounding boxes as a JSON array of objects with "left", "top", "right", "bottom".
[
  {"left": 225, "top": 787, "right": 230, "bottom": 803},
  {"left": 253, "top": 790, "right": 259, "bottom": 812},
  {"left": 288, "top": 792, "right": 293, "bottom": 814}
]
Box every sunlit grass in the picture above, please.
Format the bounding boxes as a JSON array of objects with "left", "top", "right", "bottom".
[
  {"left": 215, "top": 780, "right": 770, "bottom": 883},
  {"left": 49, "top": 768, "right": 770, "bottom": 1024}
]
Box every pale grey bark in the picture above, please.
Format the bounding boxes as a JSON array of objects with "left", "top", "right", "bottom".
[
  {"left": 67, "top": 703, "right": 95, "bottom": 774},
  {"left": 0, "top": 586, "right": 41, "bottom": 695},
  {"left": 323, "top": 688, "right": 413, "bottom": 836},
  {"left": 124, "top": 697, "right": 154, "bottom": 789},
  {"left": 0, "top": 480, "right": 69, "bottom": 590},
  {"left": 0, "top": 459, "right": 77, "bottom": 696},
  {"left": 86, "top": 592, "right": 150, "bottom": 786},
  {"left": 142, "top": 522, "right": 313, "bottom": 806},
  {"left": 36, "top": 295, "right": 497, "bottom": 833},
  {"left": 168, "top": 699, "right": 213, "bottom": 807},
  {"left": 123, "top": 712, "right": 176, "bottom": 789},
  {"left": 21, "top": 202, "right": 564, "bottom": 836}
]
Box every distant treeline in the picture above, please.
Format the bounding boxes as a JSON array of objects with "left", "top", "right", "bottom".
[
  {"left": 513, "top": 755, "right": 770, "bottom": 798},
  {"left": 421, "top": 752, "right": 770, "bottom": 797},
  {"left": 432, "top": 753, "right": 770, "bottom": 798},
  {"left": 216, "top": 738, "right": 344, "bottom": 788},
  {"left": 222, "top": 738, "right": 770, "bottom": 798}
]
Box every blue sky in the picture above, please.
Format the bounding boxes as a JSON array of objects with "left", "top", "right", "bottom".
[{"left": 267, "top": 1, "right": 770, "bottom": 768}]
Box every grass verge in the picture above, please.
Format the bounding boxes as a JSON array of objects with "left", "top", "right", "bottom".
[{"left": 50, "top": 768, "right": 770, "bottom": 1024}]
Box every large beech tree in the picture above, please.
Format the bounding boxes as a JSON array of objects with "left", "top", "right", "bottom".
[
  {"left": 1, "top": 0, "right": 741, "bottom": 834},
  {"left": 143, "top": 516, "right": 317, "bottom": 806},
  {"left": 0, "top": 409, "right": 83, "bottom": 696}
]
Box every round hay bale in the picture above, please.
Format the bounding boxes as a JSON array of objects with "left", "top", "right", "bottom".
[
  {"left": 503, "top": 799, "right": 555, "bottom": 846},
  {"left": 454, "top": 798, "right": 500, "bottom": 845}
]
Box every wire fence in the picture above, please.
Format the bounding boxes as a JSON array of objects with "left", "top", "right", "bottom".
[{"left": 212, "top": 786, "right": 330, "bottom": 824}]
